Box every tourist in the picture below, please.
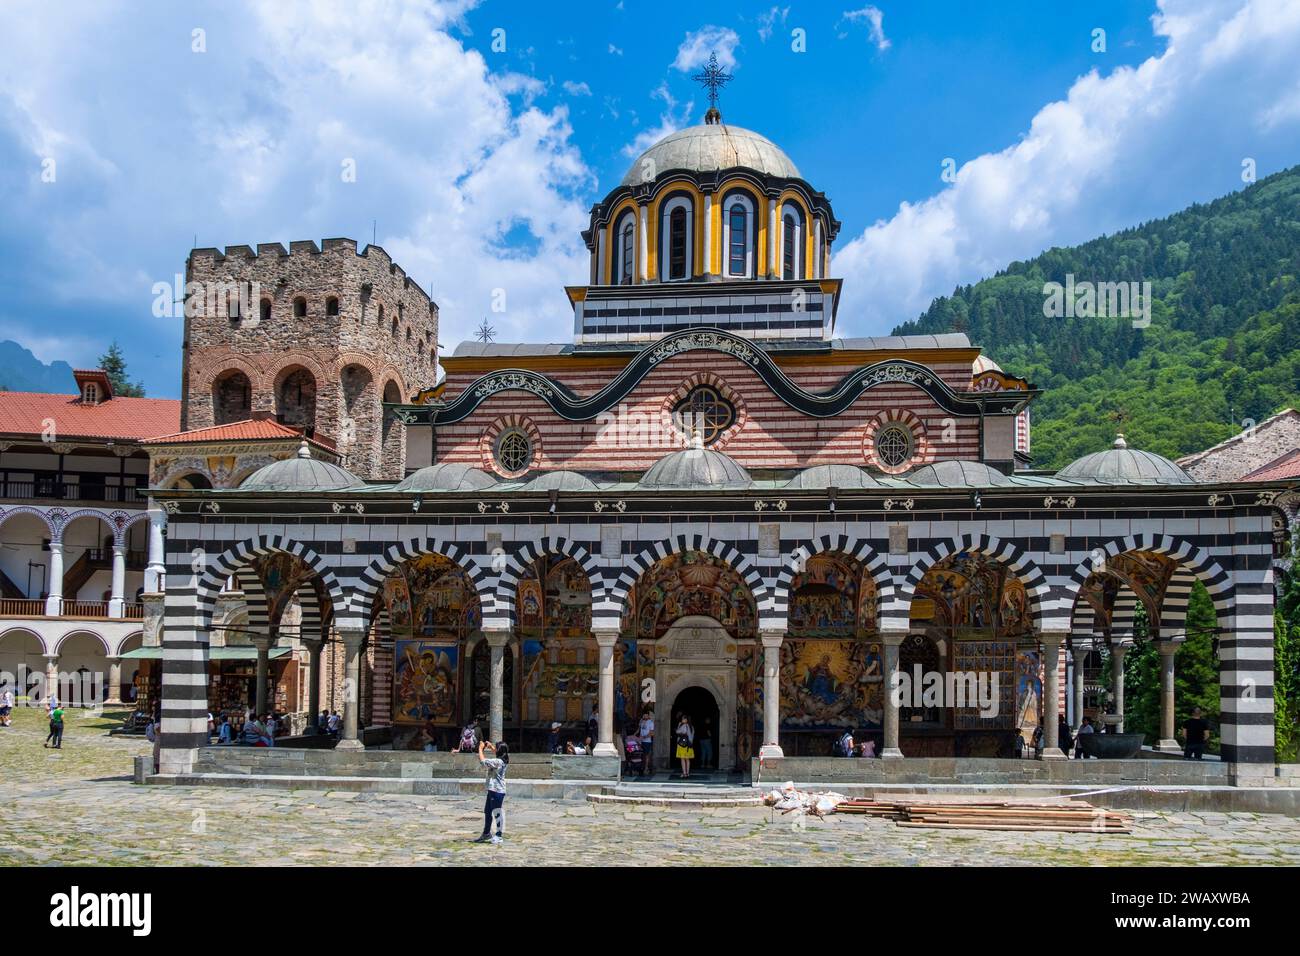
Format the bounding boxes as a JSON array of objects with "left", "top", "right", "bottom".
[
  {"left": 1014, "top": 730, "right": 1026, "bottom": 758},
  {"left": 327, "top": 710, "right": 341, "bottom": 737},
  {"left": 858, "top": 738, "right": 877, "bottom": 758},
  {"left": 44, "top": 702, "right": 65, "bottom": 749},
  {"left": 265, "top": 713, "right": 278, "bottom": 738},
  {"left": 0, "top": 686, "right": 13, "bottom": 727},
  {"left": 146, "top": 713, "right": 161, "bottom": 771},
  {"left": 587, "top": 706, "right": 599, "bottom": 749},
  {"left": 698, "top": 717, "right": 714, "bottom": 768},
  {"left": 207, "top": 711, "right": 216, "bottom": 741},
  {"left": 1031, "top": 725, "right": 1044, "bottom": 758},
  {"left": 45, "top": 690, "right": 59, "bottom": 718},
  {"left": 547, "top": 721, "right": 562, "bottom": 754},
  {"left": 835, "top": 729, "right": 856, "bottom": 757},
  {"left": 317, "top": 708, "right": 330, "bottom": 733},
  {"left": 1058, "top": 717, "right": 1073, "bottom": 758},
  {"left": 1075, "top": 716, "right": 1094, "bottom": 759},
  {"left": 675, "top": 713, "right": 695, "bottom": 779},
  {"left": 217, "top": 714, "right": 233, "bottom": 745},
  {"left": 1182, "top": 707, "right": 1211, "bottom": 760},
  {"left": 473, "top": 739, "right": 508, "bottom": 845},
  {"left": 638, "top": 709, "right": 655, "bottom": 774},
  {"left": 452, "top": 719, "right": 479, "bottom": 753}
]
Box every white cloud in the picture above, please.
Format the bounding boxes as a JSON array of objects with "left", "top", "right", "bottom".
[
  {"left": 839, "top": 6, "right": 891, "bottom": 51},
  {"left": 562, "top": 80, "right": 593, "bottom": 97},
  {"left": 833, "top": 0, "right": 1300, "bottom": 334},
  {"left": 0, "top": 0, "right": 595, "bottom": 387},
  {"left": 621, "top": 83, "right": 695, "bottom": 157},
  {"left": 609, "top": 43, "right": 624, "bottom": 56},
  {"left": 672, "top": 26, "right": 741, "bottom": 72},
  {"left": 757, "top": 6, "right": 790, "bottom": 43}
]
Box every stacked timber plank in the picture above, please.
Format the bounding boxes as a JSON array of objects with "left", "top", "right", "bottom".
[{"left": 837, "top": 797, "right": 1132, "bottom": 833}]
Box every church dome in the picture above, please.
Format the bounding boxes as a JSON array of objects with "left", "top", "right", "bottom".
[
  {"left": 638, "top": 439, "right": 752, "bottom": 490},
  {"left": 240, "top": 441, "right": 364, "bottom": 492},
  {"left": 972, "top": 354, "right": 1003, "bottom": 375},
  {"left": 785, "top": 464, "right": 881, "bottom": 489},
  {"left": 905, "top": 460, "right": 1013, "bottom": 488},
  {"left": 521, "top": 470, "right": 600, "bottom": 492},
  {"left": 620, "top": 123, "right": 801, "bottom": 187},
  {"left": 395, "top": 462, "right": 498, "bottom": 493},
  {"left": 1056, "top": 434, "right": 1195, "bottom": 485}
]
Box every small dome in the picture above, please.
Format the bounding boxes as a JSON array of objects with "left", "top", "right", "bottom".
[
  {"left": 785, "top": 464, "right": 881, "bottom": 489},
  {"left": 240, "top": 441, "right": 364, "bottom": 492},
  {"left": 638, "top": 443, "right": 752, "bottom": 490},
  {"left": 905, "top": 460, "right": 1013, "bottom": 488},
  {"left": 972, "top": 354, "right": 1003, "bottom": 375},
  {"left": 395, "top": 463, "right": 498, "bottom": 493},
  {"left": 1056, "top": 434, "right": 1195, "bottom": 485},
  {"left": 620, "top": 123, "right": 800, "bottom": 187},
  {"left": 521, "top": 470, "right": 599, "bottom": 492}
]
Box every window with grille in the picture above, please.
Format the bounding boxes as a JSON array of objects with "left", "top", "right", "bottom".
[
  {"left": 673, "top": 386, "right": 736, "bottom": 445},
  {"left": 495, "top": 429, "right": 532, "bottom": 474},
  {"left": 875, "top": 424, "right": 913, "bottom": 468}
]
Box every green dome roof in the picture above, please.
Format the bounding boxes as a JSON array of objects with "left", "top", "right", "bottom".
[
  {"left": 1056, "top": 435, "right": 1195, "bottom": 485},
  {"left": 785, "top": 464, "right": 881, "bottom": 489},
  {"left": 395, "top": 463, "right": 498, "bottom": 493},
  {"left": 637, "top": 440, "right": 752, "bottom": 491}
]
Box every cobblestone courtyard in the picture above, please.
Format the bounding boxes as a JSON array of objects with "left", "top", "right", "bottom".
[{"left": 2, "top": 708, "right": 1299, "bottom": 866}]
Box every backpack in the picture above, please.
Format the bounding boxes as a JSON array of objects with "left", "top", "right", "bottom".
[{"left": 832, "top": 732, "right": 852, "bottom": 757}]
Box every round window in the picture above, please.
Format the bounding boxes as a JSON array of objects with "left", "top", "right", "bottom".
[
  {"left": 875, "top": 424, "right": 913, "bottom": 468},
  {"left": 495, "top": 429, "right": 532, "bottom": 474},
  {"left": 673, "top": 386, "right": 736, "bottom": 445}
]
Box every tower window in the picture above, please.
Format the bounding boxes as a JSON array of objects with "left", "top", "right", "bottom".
[
  {"left": 783, "top": 214, "right": 796, "bottom": 279},
  {"left": 378, "top": 304, "right": 385, "bottom": 326},
  {"left": 391, "top": 317, "right": 398, "bottom": 336},
  {"left": 673, "top": 385, "right": 736, "bottom": 445},
  {"left": 619, "top": 220, "right": 634, "bottom": 285},
  {"left": 669, "top": 206, "right": 687, "bottom": 280},
  {"left": 326, "top": 296, "right": 339, "bottom": 317},
  {"left": 293, "top": 297, "right": 307, "bottom": 318},
  {"left": 260, "top": 299, "right": 272, "bottom": 323},
  {"left": 724, "top": 197, "right": 754, "bottom": 278}
]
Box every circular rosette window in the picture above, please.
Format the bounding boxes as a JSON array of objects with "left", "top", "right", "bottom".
[
  {"left": 479, "top": 416, "right": 541, "bottom": 479},
  {"left": 863, "top": 411, "right": 930, "bottom": 475}
]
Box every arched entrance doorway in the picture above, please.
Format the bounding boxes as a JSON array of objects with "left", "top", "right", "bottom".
[
  {"left": 670, "top": 685, "right": 720, "bottom": 770},
  {"left": 651, "top": 615, "right": 739, "bottom": 771}
]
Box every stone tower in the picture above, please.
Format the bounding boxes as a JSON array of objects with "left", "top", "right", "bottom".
[{"left": 180, "top": 238, "right": 437, "bottom": 481}]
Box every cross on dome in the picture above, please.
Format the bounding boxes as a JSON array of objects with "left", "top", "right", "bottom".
[{"left": 692, "top": 51, "right": 733, "bottom": 124}]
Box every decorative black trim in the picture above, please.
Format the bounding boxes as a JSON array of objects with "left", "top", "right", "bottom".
[{"left": 389, "top": 327, "right": 1036, "bottom": 426}]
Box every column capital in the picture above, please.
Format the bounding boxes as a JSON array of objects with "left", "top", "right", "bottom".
[
  {"left": 251, "top": 635, "right": 276, "bottom": 651},
  {"left": 759, "top": 628, "right": 785, "bottom": 649},
  {"left": 592, "top": 628, "right": 621, "bottom": 647},
  {"left": 482, "top": 628, "right": 512, "bottom": 648},
  {"left": 1038, "top": 630, "right": 1068, "bottom": 647},
  {"left": 337, "top": 627, "right": 366, "bottom": 649},
  {"left": 880, "top": 629, "right": 908, "bottom": 647},
  {"left": 1155, "top": 639, "right": 1180, "bottom": 656}
]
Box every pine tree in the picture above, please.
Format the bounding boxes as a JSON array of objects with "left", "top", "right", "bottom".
[
  {"left": 97, "top": 341, "right": 146, "bottom": 397},
  {"left": 1176, "top": 582, "right": 1221, "bottom": 752}
]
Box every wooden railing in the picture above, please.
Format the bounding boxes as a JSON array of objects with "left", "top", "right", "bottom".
[
  {"left": 0, "top": 598, "right": 144, "bottom": 620},
  {"left": 0, "top": 598, "right": 45, "bottom": 616}
]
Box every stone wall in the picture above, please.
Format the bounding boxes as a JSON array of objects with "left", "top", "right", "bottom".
[
  {"left": 182, "top": 239, "right": 439, "bottom": 480},
  {"left": 1178, "top": 410, "right": 1300, "bottom": 482}
]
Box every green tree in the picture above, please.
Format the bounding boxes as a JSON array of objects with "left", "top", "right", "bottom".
[
  {"left": 1175, "top": 583, "right": 1221, "bottom": 753},
  {"left": 97, "top": 341, "right": 146, "bottom": 397}
]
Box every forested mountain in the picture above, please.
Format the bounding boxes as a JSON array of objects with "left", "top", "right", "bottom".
[{"left": 893, "top": 165, "right": 1300, "bottom": 470}]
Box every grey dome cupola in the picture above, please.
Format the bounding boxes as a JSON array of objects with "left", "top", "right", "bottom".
[
  {"left": 620, "top": 123, "right": 800, "bottom": 187},
  {"left": 785, "top": 464, "right": 880, "bottom": 489},
  {"left": 395, "top": 462, "right": 499, "bottom": 493},
  {"left": 637, "top": 432, "right": 752, "bottom": 490},
  {"left": 905, "top": 460, "right": 1014, "bottom": 488},
  {"left": 239, "top": 441, "right": 364, "bottom": 492},
  {"left": 1056, "top": 434, "right": 1196, "bottom": 485}
]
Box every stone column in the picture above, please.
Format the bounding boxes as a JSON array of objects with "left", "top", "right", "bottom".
[
  {"left": 881, "top": 630, "right": 905, "bottom": 758},
  {"left": 144, "top": 499, "right": 167, "bottom": 593},
  {"left": 758, "top": 628, "right": 785, "bottom": 759},
  {"left": 1155, "top": 640, "right": 1180, "bottom": 752},
  {"left": 1073, "top": 647, "right": 1086, "bottom": 731},
  {"left": 593, "top": 628, "right": 619, "bottom": 757},
  {"left": 109, "top": 544, "right": 126, "bottom": 617},
  {"left": 336, "top": 628, "right": 365, "bottom": 751},
  {"left": 702, "top": 192, "right": 713, "bottom": 276},
  {"left": 303, "top": 638, "right": 322, "bottom": 734},
  {"left": 484, "top": 630, "right": 511, "bottom": 744},
  {"left": 251, "top": 636, "right": 273, "bottom": 717},
  {"left": 1110, "top": 644, "right": 1127, "bottom": 733},
  {"left": 1040, "top": 632, "right": 1066, "bottom": 759},
  {"left": 45, "top": 542, "right": 64, "bottom": 616},
  {"left": 766, "top": 198, "right": 777, "bottom": 277},
  {"left": 106, "top": 657, "right": 123, "bottom": 705},
  {"left": 44, "top": 655, "right": 60, "bottom": 705}
]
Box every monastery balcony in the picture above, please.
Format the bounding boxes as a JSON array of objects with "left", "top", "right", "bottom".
[
  {"left": 0, "top": 598, "right": 144, "bottom": 621},
  {"left": 0, "top": 473, "right": 145, "bottom": 506}
]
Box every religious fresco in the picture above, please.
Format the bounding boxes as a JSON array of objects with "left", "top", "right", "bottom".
[
  {"left": 516, "top": 557, "right": 592, "bottom": 639},
  {"left": 625, "top": 550, "right": 756, "bottom": 640},
  {"left": 778, "top": 639, "right": 883, "bottom": 730},
  {"left": 736, "top": 644, "right": 759, "bottom": 758},
  {"left": 520, "top": 638, "right": 598, "bottom": 724},
  {"left": 953, "top": 641, "right": 1015, "bottom": 729},
  {"left": 999, "top": 577, "right": 1033, "bottom": 638},
  {"left": 251, "top": 551, "right": 319, "bottom": 627},
  {"left": 393, "top": 639, "right": 457, "bottom": 724},
  {"left": 788, "top": 554, "right": 859, "bottom": 638},
  {"left": 380, "top": 554, "right": 482, "bottom": 726},
  {"left": 616, "top": 639, "right": 638, "bottom": 727},
  {"left": 1015, "top": 649, "right": 1043, "bottom": 736}
]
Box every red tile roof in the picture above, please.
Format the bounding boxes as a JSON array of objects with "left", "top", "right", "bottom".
[
  {"left": 1242, "top": 449, "right": 1300, "bottom": 482},
  {"left": 0, "top": 390, "right": 181, "bottom": 442},
  {"left": 142, "top": 418, "right": 335, "bottom": 451}
]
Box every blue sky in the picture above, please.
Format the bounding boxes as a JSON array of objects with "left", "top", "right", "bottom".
[{"left": 1, "top": 0, "right": 1298, "bottom": 398}]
